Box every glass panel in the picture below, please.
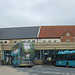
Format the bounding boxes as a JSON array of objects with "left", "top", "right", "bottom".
[
  {"left": 28, "top": 40, "right": 30, "bottom": 42},
  {"left": 0, "top": 41, "right": 3, "bottom": 43},
  {"left": 35, "top": 50, "right": 40, "bottom": 59},
  {"left": 17, "top": 55, "right": 19, "bottom": 60},
  {"left": 44, "top": 50, "right": 48, "bottom": 54},
  {"left": 71, "top": 54, "right": 75, "bottom": 60},
  {"left": 14, "top": 41, "right": 17, "bottom": 43},
  {"left": 43, "top": 41, "right": 46, "bottom": 42},
  {"left": 48, "top": 41, "right": 51, "bottom": 42},
  {"left": 54, "top": 40, "right": 56, "bottom": 42},
  {"left": 32, "top": 40, "right": 35, "bottom": 42},
  {"left": 4, "top": 41, "right": 7, "bottom": 43}
]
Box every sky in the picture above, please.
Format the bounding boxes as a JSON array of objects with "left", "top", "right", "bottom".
[{"left": 0, "top": 0, "right": 75, "bottom": 28}]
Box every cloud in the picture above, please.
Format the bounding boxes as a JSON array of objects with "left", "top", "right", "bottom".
[{"left": 0, "top": 0, "right": 75, "bottom": 28}]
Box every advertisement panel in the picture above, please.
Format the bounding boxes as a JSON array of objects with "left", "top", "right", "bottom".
[{"left": 20, "top": 42, "right": 35, "bottom": 61}]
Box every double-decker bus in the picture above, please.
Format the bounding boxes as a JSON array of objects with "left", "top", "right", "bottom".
[
  {"left": 11, "top": 41, "right": 35, "bottom": 67},
  {"left": 55, "top": 50, "right": 75, "bottom": 67}
]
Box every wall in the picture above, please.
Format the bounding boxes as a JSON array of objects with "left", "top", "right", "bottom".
[
  {"left": 0, "top": 40, "right": 9, "bottom": 43},
  {"left": 34, "top": 42, "right": 75, "bottom": 50},
  {"left": 0, "top": 39, "right": 38, "bottom": 44},
  {"left": 61, "top": 32, "right": 74, "bottom": 42},
  {"left": 38, "top": 38, "right": 61, "bottom": 42}
]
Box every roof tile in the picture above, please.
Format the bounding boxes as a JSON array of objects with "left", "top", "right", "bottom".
[{"left": 39, "top": 26, "right": 75, "bottom": 38}]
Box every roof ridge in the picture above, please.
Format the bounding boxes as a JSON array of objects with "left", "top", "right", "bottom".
[
  {"left": 0, "top": 26, "right": 40, "bottom": 29},
  {"left": 41, "top": 25, "right": 75, "bottom": 27}
]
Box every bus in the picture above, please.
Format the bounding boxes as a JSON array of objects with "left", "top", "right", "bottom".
[
  {"left": 11, "top": 41, "right": 35, "bottom": 67},
  {"left": 55, "top": 50, "right": 75, "bottom": 67}
]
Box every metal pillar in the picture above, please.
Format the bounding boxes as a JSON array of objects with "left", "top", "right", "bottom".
[{"left": 40, "top": 50, "right": 41, "bottom": 59}]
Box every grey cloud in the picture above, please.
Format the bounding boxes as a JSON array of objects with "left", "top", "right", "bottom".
[{"left": 0, "top": 0, "right": 75, "bottom": 28}]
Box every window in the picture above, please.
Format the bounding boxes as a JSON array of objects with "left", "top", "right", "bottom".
[
  {"left": 28, "top": 40, "right": 30, "bottom": 42},
  {"left": 14, "top": 41, "right": 17, "bottom": 43},
  {"left": 57, "top": 55, "right": 65, "bottom": 61},
  {"left": 66, "top": 40, "right": 70, "bottom": 42},
  {"left": 24, "top": 40, "right": 26, "bottom": 42},
  {"left": 48, "top": 41, "right": 51, "bottom": 42},
  {"left": 71, "top": 54, "right": 75, "bottom": 60},
  {"left": 32, "top": 40, "right": 35, "bottom": 42},
  {"left": 0, "top": 41, "right": 3, "bottom": 43},
  {"left": 54, "top": 40, "right": 56, "bottom": 42},
  {"left": 17, "top": 55, "right": 19, "bottom": 60},
  {"left": 4, "top": 41, "right": 7, "bottom": 43},
  {"left": 35, "top": 50, "right": 40, "bottom": 59},
  {"left": 65, "top": 54, "right": 71, "bottom": 60},
  {"left": 43, "top": 41, "right": 46, "bottom": 42},
  {"left": 22, "top": 40, "right": 26, "bottom": 42},
  {"left": 6, "top": 51, "right": 9, "bottom": 53},
  {"left": 12, "top": 56, "right": 15, "bottom": 60}
]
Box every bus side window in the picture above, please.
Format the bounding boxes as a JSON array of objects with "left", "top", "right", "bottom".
[
  {"left": 71, "top": 54, "right": 75, "bottom": 60},
  {"left": 17, "top": 55, "right": 19, "bottom": 60},
  {"left": 66, "top": 54, "right": 71, "bottom": 60},
  {"left": 13, "top": 56, "right": 15, "bottom": 60}
]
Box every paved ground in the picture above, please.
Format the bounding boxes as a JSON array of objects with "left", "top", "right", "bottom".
[
  {"left": 0, "top": 65, "right": 75, "bottom": 75},
  {"left": 0, "top": 65, "right": 28, "bottom": 75},
  {"left": 13, "top": 65, "right": 75, "bottom": 75}
]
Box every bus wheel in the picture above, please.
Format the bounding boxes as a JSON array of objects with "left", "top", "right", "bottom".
[
  {"left": 28, "top": 66, "right": 32, "bottom": 68},
  {"left": 66, "top": 62, "right": 69, "bottom": 67}
]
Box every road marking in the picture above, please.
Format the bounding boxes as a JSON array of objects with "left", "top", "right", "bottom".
[{"left": 43, "top": 71, "right": 63, "bottom": 74}]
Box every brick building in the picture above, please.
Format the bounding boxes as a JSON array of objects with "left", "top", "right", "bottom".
[
  {"left": 39, "top": 26, "right": 75, "bottom": 42},
  {"left": 0, "top": 26, "right": 75, "bottom": 64}
]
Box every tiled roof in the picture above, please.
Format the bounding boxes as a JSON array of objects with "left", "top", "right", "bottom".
[
  {"left": 0, "top": 26, "right": 39, "bottom": 40},
  {"left": 39, "top": 26, "right": 75, "bottom": 38}
]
